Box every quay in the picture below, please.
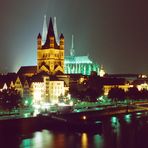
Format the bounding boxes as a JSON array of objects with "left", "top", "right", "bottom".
[{"left": 0, "top": 103, "right": 148, "bottom": 134}]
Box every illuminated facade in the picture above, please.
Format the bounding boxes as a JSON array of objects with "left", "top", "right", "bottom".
[
  {"left": 65, "top": 56, "right": 99, "bottom": 75},
  {"left": 103, "top": 84, "right": 133, "bottom": 96},
  {"left": 37, "top": 17, "right": 64, "bottom": 75},
  {"left": 64, "top": 35, "right": 100, "bottom": 75},
  {"left": 49, "top": 81, "right": 65, "bottom": 104},
  {"left": 99, "top": 65, "right": 105, "bottom": 77},
  {"left": 31, "top": 82, "right": 45, "bottom": 104},
  {"left": 132, "top": 78, "right": 148, "bottom": 91},
  {"left": 41, "top": 18, "right": 100, "bottom": 76},
  {"left": 29, "top": 75, "right": 67, "bottom": 104},
  {"left": 15, "top": 76, "right": 24, "bottom": 97}
]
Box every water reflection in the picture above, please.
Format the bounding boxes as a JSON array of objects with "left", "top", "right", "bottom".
[
  {"left": 1, "top": 113, "right": 148, "bottom": 148},
  {"left": 124, "top": 114, "right": 131, "bottom": 124},
  {"left": 81, "top": 133, "right": 88, "bottom": 148},
  {"left": 21, "top": 130, "right": 54, "bottom": 148},
  {"left": 19, "top": 130, "right": 104, "bottom": 148},
  {"left": 111, "top": 116, "right": 120, "bottom": 130},
  {"left": 93, "top": 134, "right": 104, "bottom": 148}
]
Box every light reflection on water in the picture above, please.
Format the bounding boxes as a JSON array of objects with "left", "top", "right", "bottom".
[
  {"left": 1, "top": 113, "right": 148, "bottom": 148},
  {"left": 81, "top": 133, "right": 88, "bottom": 148},
  {"left": 93, "top": 134, "right": 104, "bottom": 148},
  {"left": 21, "top": 130, "right": 54, "bottom": 148},
  {"left": 20, "top": 130, "right": 104, "bottom": 148},
  {"left": 124, "top": 114, "right": 132, "bottom": 124}
]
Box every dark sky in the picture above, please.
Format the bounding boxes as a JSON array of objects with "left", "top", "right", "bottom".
[{"left": 0, "top": 0, "right": 148, "bottom": 74}]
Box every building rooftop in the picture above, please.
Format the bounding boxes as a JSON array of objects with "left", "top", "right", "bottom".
[
  {"left": 17, "top": 66, "right": 37, "bottom": 75},
  {"left": 65, "top": 56, "right": 93, "bottom": 64}
]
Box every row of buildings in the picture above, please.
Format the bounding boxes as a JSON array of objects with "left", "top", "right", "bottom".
[
  {"left": 1, "top": 16, "right": 148, "bottom": 105},
  {"left": 1, "top": 72, "right": 148, "bottom": 104},
  {"left": 0, "top": 73, "right": 69, "bottom": 104}
]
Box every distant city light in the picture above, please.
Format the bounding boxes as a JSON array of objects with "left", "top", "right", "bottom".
[{"left": 82, "top": 115, "right": 87, "bottom": 120}]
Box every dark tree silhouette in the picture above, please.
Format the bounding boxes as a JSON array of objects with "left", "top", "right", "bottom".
[
  {"left": 70, "top": 72, "right": 103, "bottom": 102},
  {"left": 126, "top": 87, "right": 140, "bottom": 101},
  {"left": 139, "top": 89, "right": 148, "bottom": 100},
  {"left": 108, "top": 87, "right": 126, "bottom": 104},
  {"left": 85, "top": 73, "right": 103, "bottom": 102},
  {"left": 0, "top": 88, "right": 22, "bottom": 110}
]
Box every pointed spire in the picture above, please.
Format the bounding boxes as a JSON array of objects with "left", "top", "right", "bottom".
[
  {"left": 42, "top": 17, "right": 59, "bottom": 49},
  {"left": 53, "top": 17, "right": 60, "bottom": 45},
  {"left": 71, "top": 34, "right": 74, "bottom": 49},
  {"left": 70, "top": 34, "right": 75, "bottom": 56},
  {"left": 37, "top": 33, "right": 42, "bottom": 39},
  {"left": 60, "top": 33, "right": 64, "bottom": 39},
  {"left": 42, "top": 15, "right": 47, "bottom": 45},
  {"left": 47, "top": 17, "right": 55, "bottom": 37},
  {"left": 37, "top": 33, "right": 42, "bottom": 49}
]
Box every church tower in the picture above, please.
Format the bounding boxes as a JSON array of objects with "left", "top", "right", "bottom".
[
  {"left": 70, "top": 34, "right": 75, "bottom": 56},
  {"left": 37, "top": 17, "right": 64, "bottom": 75},
  {"left": 42, "top": 15, "right": 47, "bottom": 45}
]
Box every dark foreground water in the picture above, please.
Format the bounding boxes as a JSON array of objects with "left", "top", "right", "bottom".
[{"left": 1, "top": 112, "right": 148, "bottom": 148}]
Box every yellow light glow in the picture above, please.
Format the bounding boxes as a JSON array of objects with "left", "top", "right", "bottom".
[{"left": 81, "top": 133, "right": 88, "bottom": 148}]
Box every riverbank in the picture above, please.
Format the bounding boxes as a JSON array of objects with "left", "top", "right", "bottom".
[{"left": 0, "top": 102, "right": 148, "bottom": 134}]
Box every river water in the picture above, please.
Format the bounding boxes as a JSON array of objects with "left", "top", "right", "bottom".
[{"left": 1, "top": 112, "right": 148, "bottom": 148}]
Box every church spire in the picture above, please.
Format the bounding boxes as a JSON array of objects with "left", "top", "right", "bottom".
[
  {"left": 70, "top": 34, "right": 75, "bottom": 56},
  {"left": 53, "top": 17, "right": 59, "bottom": 45},
  {"left": 47, "top": 17, "right": 55, "bottom": 38},
  {"left": 42, "top": 15, "right": 47, "bottom": 45}
]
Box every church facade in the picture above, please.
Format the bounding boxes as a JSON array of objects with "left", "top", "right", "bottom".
[
  {"left": 64, "top": 35, "right": 100, "bottom": 75},
  {"left": 40, "top": 17, "right": 100, "bottom": 76},
  {"left": 37, "top": 18, "right": 64, "bottom": 75},
  {"left": 64, "top": 55, "right": 99, "bottom": 75}
]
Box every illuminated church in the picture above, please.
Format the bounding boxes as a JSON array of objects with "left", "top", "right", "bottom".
[
  {"left": 37, "top": 17, "right": 64, "bottom": 75},
  {"left": 41, "top": 16, "right": 100, "bottom": 76},
  {"left": 64, "top": 35, "right": 100, "bottom": 75},
  {"left": 1, "top": 16, "right": 104, "bottom": 105},
  {"left": 18, "top": 16, "right": 102, "bottom": 77}
]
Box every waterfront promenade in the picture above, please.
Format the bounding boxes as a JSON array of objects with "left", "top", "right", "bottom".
[{"left": 0, "top": 101, "right": 148, "bottom": 134}]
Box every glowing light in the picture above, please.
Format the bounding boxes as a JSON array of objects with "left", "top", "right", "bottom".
[
  {"left": 124, "top": 114, "right": 131, "bottom": 124},
  {"left": 137, "top": 83, "right": 148, "bottom": 91},
  {"left": 99, "top": 65, "right": 105, "bottom": 77},
  {"left": 82, "top": 115, "right": 87, "bottom": 120},
  {"left": 111, "top": 116, "right": 117, "bottom": 123},
  {"left": 64, "top": 56, "right": 99, "bottom": 75},
  {"left": 81, "top": 133, "right": 88, "bottom": 148},
  {"left": 69, "top": 101, "right": 73, "bottom": 106},
  {"left": 95, "top": 121, "right": 101, "bottom": 124},
  {"left": 24, "top": 113, "right": 30, "bottom": 118},
  {"left": 33, "top": 109, "right": 40, "bottom": 116},
  {"left": 25, "top": 100, "right": 29, "bottom": 105},
  {"left": 67, "top": 93, "right": 71, "bottom": 100},
  {"left": 33, "top": 82, "right": 45, "bottom": 104},
  {"left": 111, "top": 116, "right": 120, "bottom": 128},
  {"left": 41, "top": 103, "right": 50, "bottom": 110},
  {"left": 136, "top": 112, "right": 142, "bottom": 115}
]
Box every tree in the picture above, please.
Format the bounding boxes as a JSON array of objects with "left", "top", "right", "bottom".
[
  {"left": 69, "top": 72, "right": 103, "bottom": 102},
  {"left": 139, "top": 89, "right": 148, "bottom": 100},
  {"left": 108, "top": 87, "right": 126, "bottom": 104},
  {"left": 85, "top": 74, "right": 103, "bottom": 102},
  {"left": 126, "top": 87, "right": 140, "bottom": 101},
  {"left": 0, "top": 88, "right": 22, "bottom": 110}
]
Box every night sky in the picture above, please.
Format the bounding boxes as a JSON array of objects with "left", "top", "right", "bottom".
[{"left": 0, "top": 0, "right": 148, "bottom": 74}]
